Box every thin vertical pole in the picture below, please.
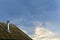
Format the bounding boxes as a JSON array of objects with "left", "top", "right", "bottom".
[{"left": 7, "top": 21, "right": 10, "bottom": 33}]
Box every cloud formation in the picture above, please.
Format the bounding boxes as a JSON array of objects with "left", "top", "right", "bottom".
[{"left": 32, "top": 21, "right": 60, "bottom": 40}]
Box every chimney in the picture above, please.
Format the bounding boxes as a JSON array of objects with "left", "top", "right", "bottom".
[{"left": 7, "top": 21, "right": 10, "bottom": 33}]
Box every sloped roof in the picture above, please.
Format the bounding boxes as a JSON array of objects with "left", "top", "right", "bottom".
[{"left": 0, "top": 22, "right": 32, "bottom": 40}]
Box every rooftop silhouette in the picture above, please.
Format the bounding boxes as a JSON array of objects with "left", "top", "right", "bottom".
[{"left": 0, "top": 22, "right": 32, "bottom": 40}]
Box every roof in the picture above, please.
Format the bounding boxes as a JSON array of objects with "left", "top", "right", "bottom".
[{"left": 0, "top": 22, "right": 32, "bottom": 40}]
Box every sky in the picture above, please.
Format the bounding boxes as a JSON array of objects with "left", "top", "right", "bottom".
[{"left": 0, "top": 0, "right": 60, "bottom": 40}]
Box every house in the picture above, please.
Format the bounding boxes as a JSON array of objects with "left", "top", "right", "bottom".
[{"left": 0, "top": 21, "right": 32, "bottom": 40}]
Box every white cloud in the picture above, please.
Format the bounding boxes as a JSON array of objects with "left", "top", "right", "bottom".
[{"left": 32, "top": 21, "right": 60, "bottom": 40}]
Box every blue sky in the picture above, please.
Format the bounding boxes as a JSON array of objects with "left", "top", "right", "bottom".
[{"left": 0, "top": 0, "right": 60, "bottom": 39}]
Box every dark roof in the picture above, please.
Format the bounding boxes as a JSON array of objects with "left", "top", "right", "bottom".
[{"left": 0, "top": 22, "right": 32, "bottom": 40}]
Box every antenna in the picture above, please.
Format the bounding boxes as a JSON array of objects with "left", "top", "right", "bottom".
[{"left": 7, "top": 20, "right": 10, "bottom": 33}]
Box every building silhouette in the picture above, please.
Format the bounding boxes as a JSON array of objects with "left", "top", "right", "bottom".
[{"left": 0, "top": 21, "right": 32, "bottom": 40}]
